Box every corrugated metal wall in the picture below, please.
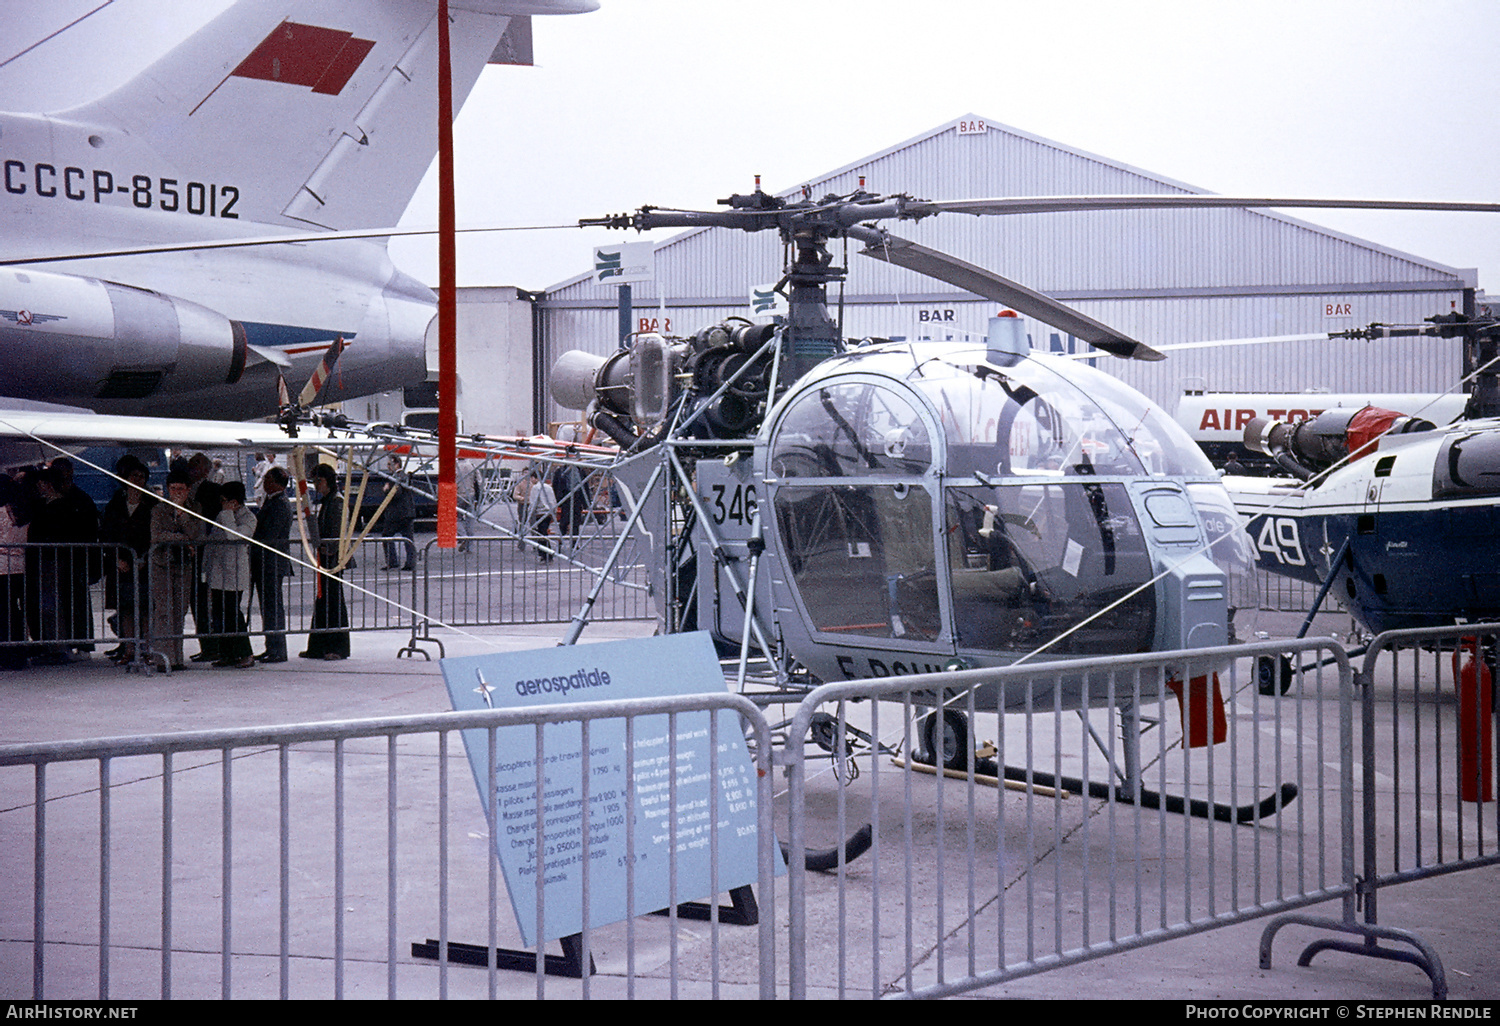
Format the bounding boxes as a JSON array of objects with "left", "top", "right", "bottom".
[{"left": 536, "top": 115, "right": 1471, "bottom": 425}]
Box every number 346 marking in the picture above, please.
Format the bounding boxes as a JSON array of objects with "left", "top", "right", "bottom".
[
  {"left": 710, "top": 483, "right": 757, "bottom": 526},
  {"left": 1255, "top": 516, "right": 1306, "bottom": 566}
]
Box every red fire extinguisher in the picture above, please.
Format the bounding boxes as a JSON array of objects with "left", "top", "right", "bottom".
[{"left": 1453, "top": 638, "right": 1494, "bottom": 804}]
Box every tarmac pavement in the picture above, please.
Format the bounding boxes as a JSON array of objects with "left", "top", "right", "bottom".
[{"left": 1, "top": 613, "right": 1497, "bottom": 1001}]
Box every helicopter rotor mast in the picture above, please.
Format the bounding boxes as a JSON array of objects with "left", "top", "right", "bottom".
[
  {"left": 583, "top": 186, "right": 922, "bottom": 381},
  {"left": 1332, "top": 314, "right": 1500, "bottom": 420}
]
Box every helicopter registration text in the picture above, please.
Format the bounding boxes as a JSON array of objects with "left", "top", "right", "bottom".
[
  {"left": 836, "top": 653, "right": 947, "bottom": 680},
  {"left": 708, "top": 482, "right": 757, "bottom": 526}
]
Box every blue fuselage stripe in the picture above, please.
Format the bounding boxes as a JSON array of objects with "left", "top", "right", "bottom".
[{"left": 240, "top": 322, "right": 357, "bottom": 349}]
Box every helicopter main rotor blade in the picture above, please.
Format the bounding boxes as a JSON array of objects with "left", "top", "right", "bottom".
[
  {"left": 905, "top": 195, "right": 1500, "bottom": 218},
  {"left": 856, "top": 234, "right": 1164, "bottom": 361}
]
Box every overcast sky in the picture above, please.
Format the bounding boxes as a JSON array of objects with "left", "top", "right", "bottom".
[
  {"left": 9, "top": 1, "right": 1496, "bottom": 298},
  {"left": 389, "top": 0, "right": 1500, "bottom": 298}
]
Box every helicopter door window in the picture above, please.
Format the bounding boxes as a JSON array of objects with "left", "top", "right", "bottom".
[
  {"left": 769, "top": 382, "right": 931, "bottom": 478},
  {"left": 769, "top": 379, "right": 942, "bottom": 641},
  {"left": 945, "top": 482, "right": 1155, "bottom": 654},
  {"left": 773, "top": 483, "right": 940, "bottom": 642}
]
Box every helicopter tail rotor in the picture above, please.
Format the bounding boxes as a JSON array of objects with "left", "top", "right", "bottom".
[
  {"left": 274, "top": 337, "right": 349, "bottom": 437},
  {"left": 299, "top": 336, "right": 348, "bottom": 408}
]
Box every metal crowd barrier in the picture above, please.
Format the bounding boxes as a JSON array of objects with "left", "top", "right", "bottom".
[
  {"left": 1260, "top": 623, "right": 1500, "bottom": 999},
  {"left": 780, "top": 638, "right": 1354, "bottom": 999},
  {"left": 0, "top": 539, "right": 417, "bottom": 670},
  {"left": 13, "top": 626, "right": 1500, "bottom": 1000},
  {"left": 0, "top": 542, "right": 120, "bottom": 665},
  {"left": 0, "top": 693, "right": 777, "bottom": 1000},
  {"left": 1254, "top": 569, "right": 1323, "bottom": 614},
  {"left": 406, "top": 535, "right": 651, "bottom": 658},
  {"left": 132, "top": 538, "right": 414, "bottom": 669},
  {"left": 0, "top": 533, "right": 656, "bottom": 671}
]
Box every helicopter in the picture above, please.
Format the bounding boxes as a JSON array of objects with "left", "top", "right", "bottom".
[
  {"left": 546, "top": 183, "right": 1500, "bottom": 829},
  {"left": 548, "top": 182, "right": 1451, "bottom": 826},
  {"left": 1225, "top": 310, "right": 1500, "bottom": 642}
]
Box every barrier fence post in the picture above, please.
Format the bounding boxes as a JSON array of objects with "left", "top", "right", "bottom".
[{"left": 783, "top": 639, "right": 1353, "bottom": 999}]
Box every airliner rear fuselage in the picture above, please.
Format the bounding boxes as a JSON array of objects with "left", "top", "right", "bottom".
[{"left": 0, "top": 0, "right": 599, "bottom": 419}]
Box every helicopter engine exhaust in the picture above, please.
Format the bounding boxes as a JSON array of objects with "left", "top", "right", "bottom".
[
  {"left": 551, "top": 319, "right": 781, "bottom": 443},
  {"left": 1243, "top": 406, "right": 1433, "bottom": 480}
]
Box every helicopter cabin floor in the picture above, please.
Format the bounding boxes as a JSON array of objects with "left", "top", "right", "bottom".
[{"left": 1, "top": 614, "right": 1497, "bottom": 1001}]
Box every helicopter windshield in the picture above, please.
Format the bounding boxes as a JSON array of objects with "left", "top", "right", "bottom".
[
  {"left": 1059, "top": 358, "right": 1218, "bottom": 478},
  {"left": 767, "top": 381, "right": 932, "bottom": 478},
  {"left": 907, "top": 352, "right": 1215, "bottom": 479},
  {"left": 907, "top": 356, "right": 1144, "bottom": 477},
  {"left": 761, "top": 351, "right": 1216, "bottom": 658}
]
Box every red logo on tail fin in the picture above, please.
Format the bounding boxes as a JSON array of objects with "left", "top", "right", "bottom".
[{"left": 232, "top": 21, "right": 374, "bottom": 96}]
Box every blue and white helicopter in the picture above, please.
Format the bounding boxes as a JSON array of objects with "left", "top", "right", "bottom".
[{"left": 1228, "top": 312, "right": 1500, "bottom": 640}]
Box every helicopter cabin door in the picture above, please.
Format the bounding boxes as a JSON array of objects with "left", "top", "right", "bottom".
[{"left": 762, "top": 377, "right": 955, "bottom": 681}]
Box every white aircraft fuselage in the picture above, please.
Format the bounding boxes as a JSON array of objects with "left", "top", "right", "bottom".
[{"left": 0, "top": 0, "right": 596, "bottom": 420}]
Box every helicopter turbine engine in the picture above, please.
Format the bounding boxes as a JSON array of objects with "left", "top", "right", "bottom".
[
  {"left": 551, "top": 319, "right": 781, "bottom": 447},
  {"left": 1243, "top": 407, "right": 1435, "bottom": 481}
]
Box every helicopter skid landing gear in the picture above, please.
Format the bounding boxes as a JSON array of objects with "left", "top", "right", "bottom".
[
  {"left": 785, "top": 711, "right": 884, "bottom": 871},
  {"left": 908, "top": 705, "right": 1299, "bottom": 823},
  {"left": 998, "top": 766, "right": 1299, "bottom": 823},
  {"left": 779, "top": 824, "right": 875, "bottom": 873}
]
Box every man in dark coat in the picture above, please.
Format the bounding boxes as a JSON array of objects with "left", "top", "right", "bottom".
[
  {"left": 251, "top": 466, "right": 294, "bottom": 662},
  {"left": 301, "top": 464, "right": 350, "bottom": 660},
  {"left": 553, "top": 461, "right": 586, "bottom": 550},
  {"left": 185, "top": 452, "right": 217, "bottom": 662},
  {"left": 29, "top": 459, "right": 99, "bottom": 660},
  {"left": 379, "top": 455, "right": 416, "bottom": 571},
  {"left": 98, "top": 455, "right": 157, "bottom": 663}
]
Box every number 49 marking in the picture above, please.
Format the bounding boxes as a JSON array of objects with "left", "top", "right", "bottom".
[{"left": 1255, "top": 516, "right": 1306, "bottom": 566}]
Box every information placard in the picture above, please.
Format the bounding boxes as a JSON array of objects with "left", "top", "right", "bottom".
[{"left": 440, "top": 632, "right": 772, "bottom": 947}]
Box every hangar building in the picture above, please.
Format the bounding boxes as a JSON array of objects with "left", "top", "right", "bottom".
[{"left": 411, "top": 114, "right": 1480, "bottom": 435}]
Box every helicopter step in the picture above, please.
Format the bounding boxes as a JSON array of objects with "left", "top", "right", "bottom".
[{"left": 912, "top": 709, "right": 1300, "bottom": 824}]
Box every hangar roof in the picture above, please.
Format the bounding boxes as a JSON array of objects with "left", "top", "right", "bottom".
[{"left": 543, "top": 113, "right": 1471, "bottom": 306}]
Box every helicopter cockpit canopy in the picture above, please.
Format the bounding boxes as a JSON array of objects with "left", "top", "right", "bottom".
[{"left": 762, "top": 344, "right": 1241, "bottom": 666}]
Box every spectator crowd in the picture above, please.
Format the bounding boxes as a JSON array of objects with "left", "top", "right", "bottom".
[{"left": 0, "top": 451, "right": 366, "bottom": 671}]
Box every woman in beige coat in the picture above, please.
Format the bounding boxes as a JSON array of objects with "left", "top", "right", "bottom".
[{"left": 205, "top": 481, "right": 257, "bottom": 668}]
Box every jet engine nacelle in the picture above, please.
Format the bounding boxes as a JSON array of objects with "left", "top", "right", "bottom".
[{"left": 0, "top": 267, "right": 250, "bottom": 403}]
